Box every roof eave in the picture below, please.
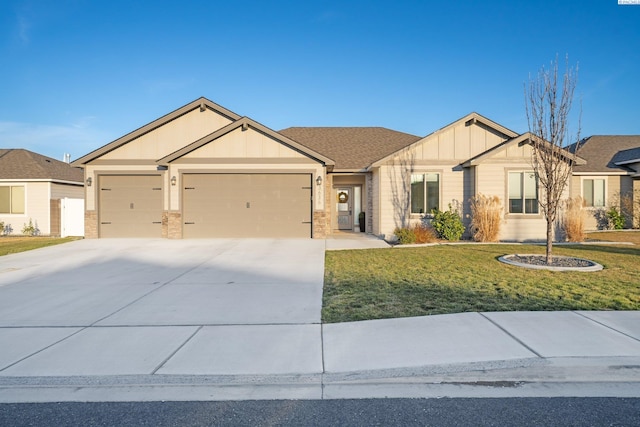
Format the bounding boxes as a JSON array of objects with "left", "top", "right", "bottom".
[
  {"left": 71, "top": 97, "right": 242, "bottom": 166},
  {"left": 156, "top": 117, "right": 336, "bottom": 167},
  {"left": 369, "top": 112, "right": 518, "bottom": 168},
  {"left": 615, "top": 158, "right": 640, "bottom": 166}
]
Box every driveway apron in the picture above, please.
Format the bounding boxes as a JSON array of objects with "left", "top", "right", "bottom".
[{"left": 0, "top": 239, "right": 325, "bottom": 378}]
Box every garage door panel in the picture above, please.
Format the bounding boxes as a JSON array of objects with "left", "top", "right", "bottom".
[
  {"left": 99, "top": 175, "right": 163, "bottom": 238},
  {"left": 182, "top": 174, "right": 311, "bottom": 238}
]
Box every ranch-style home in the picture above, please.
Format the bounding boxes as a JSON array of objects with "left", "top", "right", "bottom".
[
  {"left": 71, "top": 97, "right": 581, "bottom": 241},
  {"left": 0, "top": 149, "right": 85, "bottom": 237}
]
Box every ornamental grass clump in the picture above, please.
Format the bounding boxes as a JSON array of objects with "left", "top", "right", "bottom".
[
  {"left": 469, "top": 194, "right": 502, "bottom": 242},
  {"left": 563, "top": 196, "right": 586, "bottom": 242}
]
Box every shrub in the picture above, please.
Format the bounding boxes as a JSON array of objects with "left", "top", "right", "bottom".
[
  {"left": 22, "top": 219, "right": 37, "bottom": 236},
  {"left": 430, "top": 205, "right": 465, "bottom": 241},
  {"left": 394, "top": 226, "right": 416, "bottom": 244},
  {"left": 0, "top": 221, "right": 3, "bottom": 236},
  {"left": 606, "top": 206, "right": 626, "bottom": 230},
  {"left": 469, "top": 194, "right": 502, "bottom": 242},
  {"left": 563, "top": 196, "right": 586, "bottom": 242},
  {"left": 394, "top": 224, "right": 438, "bottom": 245}
]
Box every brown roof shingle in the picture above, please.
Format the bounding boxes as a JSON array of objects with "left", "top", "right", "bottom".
[
  {"left": 573, "top": 136, "right": 640, "bottom": 173},
  {"left": 279, "top": 127, "right": 421, "bottom": 171},
  {"left": 0, "top": 149, "right": 84, "bottom": 182}
]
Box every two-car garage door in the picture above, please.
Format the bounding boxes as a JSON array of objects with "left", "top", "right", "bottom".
[
  {"left": 182, "top": 173, "right": 312, "bottom": 238},
  {"left": 98, "top": 173, "right": 312, "bottom": 238}
]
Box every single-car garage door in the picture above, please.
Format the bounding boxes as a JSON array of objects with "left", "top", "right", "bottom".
[
  {"left": 182, "top": 173, "right": 311, "bottom": 238},
  {"left": 98, "top": 175, "right": 163, "bottom": 238}
]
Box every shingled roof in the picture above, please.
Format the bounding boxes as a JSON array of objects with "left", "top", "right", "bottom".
[
  {"left": 0, "top": 149, "right": 84, "bottom": 182},
  {"left": 573, "top": 136, "right": 640, "bottom": 174},
  {"left": 279, "top": 127, "right": 421, "bottom": 171}
]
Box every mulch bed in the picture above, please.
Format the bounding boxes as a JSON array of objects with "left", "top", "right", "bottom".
[{"left": 508, "top": 255, "right": 595, "bottom": 268}]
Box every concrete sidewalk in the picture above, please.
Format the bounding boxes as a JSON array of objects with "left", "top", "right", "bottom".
[
  {"left": 1, "top": 310, "right": 638, "bottom": 401},
  {"left": 0, "top": 238, "right": 639, "bottom": 401}
]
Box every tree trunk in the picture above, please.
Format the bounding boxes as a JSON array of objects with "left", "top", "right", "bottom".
[{"left": 546, "top": 218, "right": 553, "bottom": 264}]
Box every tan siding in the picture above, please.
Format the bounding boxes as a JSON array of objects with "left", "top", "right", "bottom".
[
  {"left": 438, "top": 129, "right": 455, "bottom": 159},
  {"left": 371, "top": 171, "right": 380, "bottom": 235},
  {"left": 101, "top": 109, "right": 233, "bottom": 160},
  {"left": 413, "top": 121, "right": 510, "bottom": 163},
  {"left": 470, "top": 125, "right": 489, "bottom": 155},
  {"left": 26, "top": 182, "right": 50, "bottom": 235},
  {"left": 51, "top": 183, "right": 84, "bottom": 199},
  {"left": 501, "top": 216, "right": 549, "bottom": 241},
  {"left": 378, "top": 165, "right": 406, "bottom": 238},
  {"left": 184, "top": 127, "right": 307, "bottom": 159},
  {"left": 454, "top": 126, "right": 470, "bottom": 159},
  {"left": 475, "top": 164, "right": 507, "bottom": 197}
]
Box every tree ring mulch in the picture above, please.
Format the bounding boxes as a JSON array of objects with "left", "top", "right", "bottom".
[{"left": 498, "top": 254, "right": 603, "bottom": 272}]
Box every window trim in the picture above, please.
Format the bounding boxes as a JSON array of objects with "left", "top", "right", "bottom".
[
  {"left": 506, "top": 170, "right": 541, "bottom": 217},
  {"left": 0, "top": 185, "right": 26, "bottom": 215},
  {"left": 410, "top": 171, "right": 441, "bottom": 216},
  {"left": 581, "top": 177, "right": 607, "bottom": 208}
]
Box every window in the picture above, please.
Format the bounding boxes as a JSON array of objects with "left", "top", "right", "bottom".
[
  {"left": 508, "top": 172, "right": 538, "bottom": 214},
  {"left": 411, "top": 173, "right": 439, "bottom": 214},
  {"left": 0, "top": 186, "right": 25, "bottom": 214},
  {"left": 583, "top": 179, "right": 605, "bottom": 207}
]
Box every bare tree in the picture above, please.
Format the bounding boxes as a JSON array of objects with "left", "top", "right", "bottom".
[{"left": 525, "top": 56, "right": 581, "bottom": 263}]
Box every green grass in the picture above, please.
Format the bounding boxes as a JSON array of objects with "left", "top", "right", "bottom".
[
  {"left": 323, "top": 238, "right": 640, "bottom": 323},
  {"left": 0, "top": 237, "right": 79, "bottom": 256}
]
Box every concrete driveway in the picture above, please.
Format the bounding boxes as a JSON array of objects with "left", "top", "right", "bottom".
[{"left": 0, "top": 238, "right": 325, "bottom": 379}]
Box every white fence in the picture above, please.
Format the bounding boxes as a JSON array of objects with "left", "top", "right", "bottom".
[{"left": 61, "top": 198, "right": 85, "bottom": 237}]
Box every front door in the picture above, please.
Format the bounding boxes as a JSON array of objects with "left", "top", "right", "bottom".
[{"left": 336, "top": 187, "right": 352, "bottom": 230}]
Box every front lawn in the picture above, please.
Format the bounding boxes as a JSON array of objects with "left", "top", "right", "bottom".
[
  {"left": 0, "top": 237, "right": 79, "bottom": 256},
  {"left": 323, "top": 238, "right": 640, "bottom": 323}
]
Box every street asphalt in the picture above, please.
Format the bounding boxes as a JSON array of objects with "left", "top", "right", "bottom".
[{"left": 0, "top": 236, "right": 638, "bottom": 402}]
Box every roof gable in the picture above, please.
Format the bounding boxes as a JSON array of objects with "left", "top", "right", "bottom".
[
  {"left": 71, "top": 97, "right": 241, "bottom": 165},
  {"left": 0, "top": 149, "right": 84, "bottom": 182},
  {"left": 463, "top": 132, "right": 586, "bottom": 167},
  {"left": 157, "top": 117, "right": 335, "bottom": 167},
  {"left": 370, "top": 112, "right": 519, "bottom": 168},
  {"left": 279, "top": 127, "right": 421, "bottom": 171}
]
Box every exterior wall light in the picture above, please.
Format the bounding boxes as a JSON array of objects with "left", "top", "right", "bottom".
[
  {"left": 316, "top": 175, "right": 323, "bottom": 186},
  {"left": 86, "top": 177, "right": 92, "bottom": 187},
  {"left": 171, "top": 176, "right": 177, "bottom": 186}
]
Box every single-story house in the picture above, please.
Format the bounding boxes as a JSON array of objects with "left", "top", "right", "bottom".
[
  {"left": 71, "top": 97, "right": 579, "bottom": 241},
  {"left": 571, "top": 135, "right": 640, "bottom": 229},
  {"left": 0, "top": 149, "right": 85, "bottom": 237}
]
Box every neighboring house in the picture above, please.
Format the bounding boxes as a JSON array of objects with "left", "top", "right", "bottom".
[
  {"left": 0, "top": 149, "right": 85, "bottom": 237},
  {"left": 571, "top": 135, "right": 640, "bottom": 229},
  {"left": 71, "top": 97, "right": 578, "bottom": 241}
]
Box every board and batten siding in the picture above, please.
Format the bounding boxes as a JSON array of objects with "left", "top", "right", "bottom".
[
  {"left": 182, "top": 126, "right": 309, "bottom": 159},
  {"left": 413, "top": 121, "right": 507, "bottom": 161},
  {"left": 100, "top": 108, "right": 233, "bottom": 161}
]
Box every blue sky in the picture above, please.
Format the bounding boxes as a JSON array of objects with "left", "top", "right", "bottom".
[{"left": 1, "top": 0, "right": 639, "bottom": 161}]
